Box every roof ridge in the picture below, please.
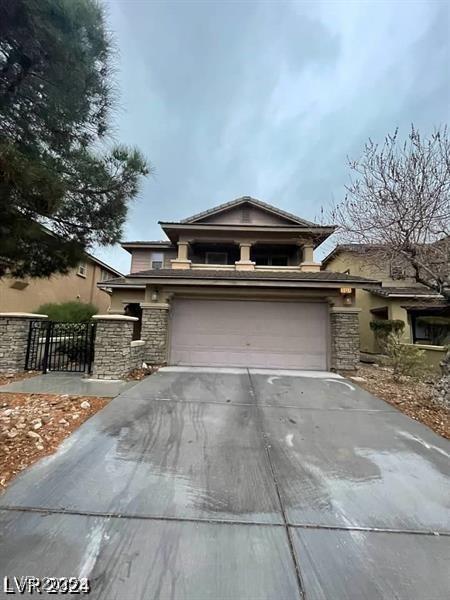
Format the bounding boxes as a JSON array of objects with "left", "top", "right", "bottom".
[{"left": 179, "top": 196, "right": 321, "bottom": 227}]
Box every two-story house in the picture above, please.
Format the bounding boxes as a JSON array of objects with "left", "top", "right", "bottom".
[
  {"left": 323, "top": 244, "right": 449, "bottom": 353},
  {"left": 100, "top": 197, "right": 380, "bottom": 370}
]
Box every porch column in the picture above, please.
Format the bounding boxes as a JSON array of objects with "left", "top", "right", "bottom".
[
  {"left": 299, "top": 243, "right": 321, "bottom": 272},
  {"left": 329, "top": 307, "right": 361, "bottom": 371},
  {"left": 235, "top": 242, "right": 255, "bottom": 271},
  {"left": 0, "top": 312, "right": 48, "bottom": 373},
  {"left": 171, "top": 240, "right": 192, "bottom": 269},
  {"left": 140, "top": 302, "right": 170, "bottom": 364}
]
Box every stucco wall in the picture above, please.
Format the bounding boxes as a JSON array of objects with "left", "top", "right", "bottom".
[
  {"left": 130, "top": 249, "right": 176, "bottom": 273},
  {"left": 0, "top": 258, "right": 114, "bottom": 314},
  {"left": 109, "top": 288, "right": 146, "bottom": 313},
  {"left": 325, "top": 252, "right": 414, "bottom": 353}
]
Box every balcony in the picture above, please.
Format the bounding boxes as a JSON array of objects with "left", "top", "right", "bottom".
[{"left": 170, "top": 240, "right": 321, "bottom": 272}]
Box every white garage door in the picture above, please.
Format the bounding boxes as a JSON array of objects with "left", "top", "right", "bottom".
[{"left": 169, "top": 299, "right": 329, "bottom": 370}]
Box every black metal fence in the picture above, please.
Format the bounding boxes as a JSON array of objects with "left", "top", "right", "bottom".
[{"left": 25, "top": 320, "right": 96, "bottom": 374}]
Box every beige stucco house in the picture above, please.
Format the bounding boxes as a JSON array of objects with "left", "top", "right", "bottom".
[
  {"left": 0, "top": 252, "right": 122, "bottom": 314},
  {"left": 323, "top": 244, "right": 449, "bottom": 357},
  {"left": 100, "top": 197, "right": 381, "bottom": 371}
]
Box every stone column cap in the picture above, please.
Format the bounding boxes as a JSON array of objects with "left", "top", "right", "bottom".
[
  {"left": 0, "top": 312, "right": 48, "bottom": 318},
  {"left": 329, "top": 307, "right": 361, "bottom": 313},
  {"left": 140, "top": 302, "right": 170, "bottom": 309},
  {"left": 92, "top": 314, "right": 138, "bottom": 321}
]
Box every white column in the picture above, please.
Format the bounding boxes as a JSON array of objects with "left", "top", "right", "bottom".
[
  {"left": 235, "top": 242, "right": 255, "bottom": 271},
  {"left": 171, "top": 240, "right": 192, "bottom": 269},
  {"left": 299, "top": 243, "right": 321, "bottom": 272}
]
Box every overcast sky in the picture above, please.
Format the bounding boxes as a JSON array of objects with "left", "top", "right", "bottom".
[{"left": 97, "top": 0, "right": 450, "bottom": 273}]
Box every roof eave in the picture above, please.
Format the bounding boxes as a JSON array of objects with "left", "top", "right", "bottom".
[{"left": 111, "top": 274, "right": 381, "bottom": 290}]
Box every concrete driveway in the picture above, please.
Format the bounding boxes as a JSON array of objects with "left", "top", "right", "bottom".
[{"left": 0, "top": 367, "right": 449, "bottom": 599}]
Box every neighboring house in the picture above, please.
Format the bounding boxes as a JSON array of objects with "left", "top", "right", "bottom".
[
  {"left": 100, "top": 196, "right": 380, "bottom": 370},
  {"left": 0, "top": 252, "right": 122, "bottom": 314},
  {"left": 323, "top": 244, "right": 449, "bottom": 353}
]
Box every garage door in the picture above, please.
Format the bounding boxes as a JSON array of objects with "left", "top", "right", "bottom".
[{"left": 169, "top": 299, "right": 329, "bottom": 370}]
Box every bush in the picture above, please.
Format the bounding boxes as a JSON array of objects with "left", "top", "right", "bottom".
[
  {"left": 384, "top": 332, "right": 427, "bottom": 382},
  {"left": 370, "top": 319, "right": 405, "bottom": 353},
  {"left": 36, "top": 301, "right": 98, "bottom": 322}
]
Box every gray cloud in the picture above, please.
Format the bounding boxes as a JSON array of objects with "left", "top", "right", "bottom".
[{"left": 97, "top": 0, "right": 450, "bottom": 272}]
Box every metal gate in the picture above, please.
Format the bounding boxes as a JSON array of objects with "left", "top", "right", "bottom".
[{"left": 25, "top": 320, "right": 96, "bottom": 374}]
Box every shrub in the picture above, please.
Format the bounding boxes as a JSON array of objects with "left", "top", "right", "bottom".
[
  {"left": 384, "top": 332, "right": 427, "bottom": 382},
  {"left": 36, "top": 301, "right": 97, "bottom": 322},
  {"left": 370, "top": 319, "right": 405, "bottom": 352}
]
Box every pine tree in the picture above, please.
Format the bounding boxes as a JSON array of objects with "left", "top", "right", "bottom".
[{"left": 0, "top": 0, "right": 149, "bottom": 277}]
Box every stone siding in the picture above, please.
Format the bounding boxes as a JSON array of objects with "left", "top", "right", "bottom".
[
  {"left": 91, "top": 316, "right": 143, "bottom": 380},
  {"left": 0, "top": 314, "right": 47, "bottom": 373},
  {"left": 141, "top": 305, "right": 169, "bottom": 365},
  {"left": 330, "top": 309, "right": 360, "bottom": 371},
  {"left": 130, "top": 341, "right": 146, "bottom": 372}
]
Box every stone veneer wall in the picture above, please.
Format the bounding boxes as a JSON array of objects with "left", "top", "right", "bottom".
[
  {"left": 91, "top": 315, "right": 144, "bottom": 380},
  {"left": 0, "top": 313, "right": 47, "bottom": 373},
  {"left": 330, "top": 308, "right": 360, "bottom": 371},
  {"left": 140, "top": 304, "right": 169, "bottom": 365}
]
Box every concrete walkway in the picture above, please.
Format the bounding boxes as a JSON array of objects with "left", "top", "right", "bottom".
[
  {"left": 0, "top": 373, "right": 136, "bottom": 397},
  {"left": 0, "top": 368, "right": 449, "bottom": 598}
]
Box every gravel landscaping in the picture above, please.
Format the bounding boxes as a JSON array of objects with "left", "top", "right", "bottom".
[
  {"left": 353, "top": 364, "right": 449, "bottom": 440},
  {"left": 0, "top": 390, "right": 110, "bottom": 490}
]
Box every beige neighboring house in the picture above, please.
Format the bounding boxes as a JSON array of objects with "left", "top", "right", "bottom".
[
  {"left": 0, "top": 252, "right": 122, "bottom": 314},
  {"left": 99, "top": 196, "right": 381, "bottom": 371},
  {"left": 323, "top": 244, "right": 449, "bottom": 355}
]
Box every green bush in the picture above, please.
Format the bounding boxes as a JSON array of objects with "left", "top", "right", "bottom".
[
  {"left": 370, "top": 319, "right": 405, "bottom": 334},
  {"left": 384, "top": 332, "right": 427, "bottom": 382},
  {"left": 36, "top": 301, "right": 98, "bottom": 322},
  {"left": 370, "top": 319, "right": 405, "bottom": 352}
]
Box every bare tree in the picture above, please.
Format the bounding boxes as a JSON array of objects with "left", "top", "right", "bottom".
[{"left": 332, "top": 126, "right": 450, "bottom": 300}]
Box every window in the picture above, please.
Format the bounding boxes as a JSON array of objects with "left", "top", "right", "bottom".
[
  {"left": 206, "top": 252, "right": 228, "bottom": 265},
  {"left": 151, "top": 252, "right": 164, "bottom": 270},
  {"left": 77, "top": 262, "right": 87, "bottom": 277},
  {"left": 254, "top": 255, "right": 287, "bottom": 266},
  {"left": 271, "top": 255, "right": 288, "bottom": 266},
  {"left": 100, "top": 269, "right": 111, "bottom": 281},
  {"left": 254, "top": 255, "right": 269, "bottom": 266}
]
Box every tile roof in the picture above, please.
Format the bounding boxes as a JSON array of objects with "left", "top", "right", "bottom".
[
  {"left": 367, "top": 286, "right": 443, "bottom": 298},
  {"left": 125, "top": 268, "right": 378, "bottom": 283},
  {"left": 322, "top": 243, "right": 384, "bottom": 265},
  {"left": 121, "top": 240, "right": 174, "bottom": 246}
]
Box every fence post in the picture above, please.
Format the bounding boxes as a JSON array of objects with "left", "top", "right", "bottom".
[{"left": 0, "top": 313, "right": 48, "bottom": 373}]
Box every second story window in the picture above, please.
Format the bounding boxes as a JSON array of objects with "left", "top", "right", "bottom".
[
  {"left": 77, "top": 262, "right": 87, "bottom": 277},
  {"left": 271, "top": 255, "right": 288, "bottom": 266},
  {"left": 151, "top": 252, "right": 164, "bottom": 270},
  {"left": 254, "top": 254, "right": 288, "bottom": 266},
  {"left": 206, "top": 252, "right": 228, "bottom": 265}
]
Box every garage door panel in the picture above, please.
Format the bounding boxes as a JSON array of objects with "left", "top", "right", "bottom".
[{"left": 169, "top": 299, "right": 328, "bottom": 370}]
